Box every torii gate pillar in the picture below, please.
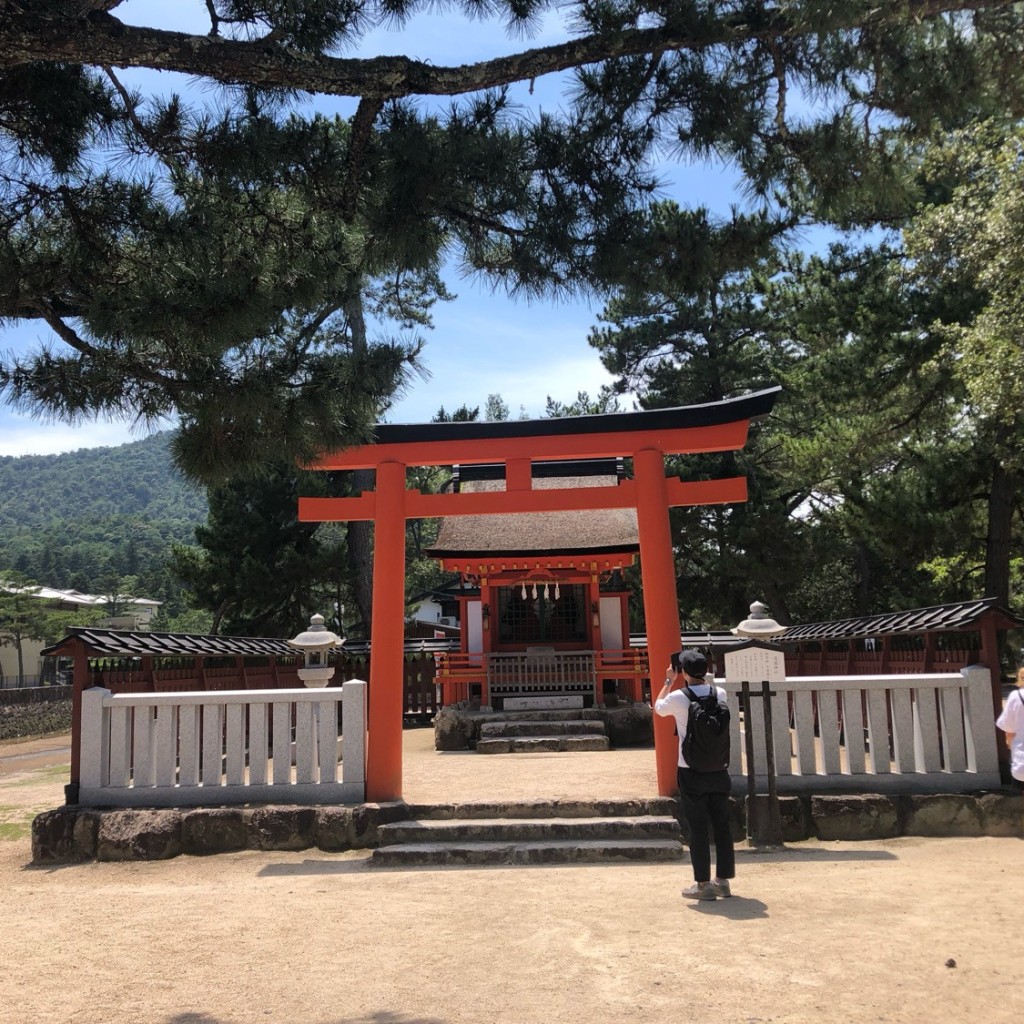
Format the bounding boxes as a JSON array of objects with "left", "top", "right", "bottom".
[
  {"left": 634, "top": 447, "right": 685, "bottom": 796},
  {"left": 367, "top": 460, "right": 408, "bottom": 801}
]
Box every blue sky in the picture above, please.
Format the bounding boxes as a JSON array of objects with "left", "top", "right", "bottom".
[{"left": 0, "top": 1, "right": 747, "bottom": 456}]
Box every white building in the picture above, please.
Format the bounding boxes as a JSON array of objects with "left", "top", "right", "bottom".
[{"left": 0, "top": 585, "right": 161, "bottom": 687}]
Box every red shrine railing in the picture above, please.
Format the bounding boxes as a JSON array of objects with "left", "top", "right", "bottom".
[{"left": 433, "top": 648, "right": 649, "bottom": 708}]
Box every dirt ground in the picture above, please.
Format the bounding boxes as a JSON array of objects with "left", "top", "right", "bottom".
[{"left": 2, "top": 728, "right": 1022, "bottom": 1024}]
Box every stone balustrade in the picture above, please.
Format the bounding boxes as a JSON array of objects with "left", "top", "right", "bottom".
[
  {"left": 78, "top": 681, "right": 367, "bottom": 807},
  {"left": 720, "top": 666, "right": 1000, "bottom": 792}
]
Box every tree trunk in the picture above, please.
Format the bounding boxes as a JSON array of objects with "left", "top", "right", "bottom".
[
  {"left": 211, "top": 599, "right": 230, "bottom": 635},
  {"left": 2, "top": 4, "right": 1013, "bottom": 103},
  {"left": 344, "top": 286, "right": 377, "bottom": 636},
  {"left": 347, "top": 493, "right": 375, "bottom": 637},
  {"left": 984, "top": 461, "right": 1018, "bottom": 607},
  {"left": 760, "top": 580, "right": 792, "bottom": 626},
  {"left": 854, "top": 540, "right": 872, "bottom": 616}
]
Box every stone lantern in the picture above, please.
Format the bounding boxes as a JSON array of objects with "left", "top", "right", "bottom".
[
  {"left": 288, "top": 613, "right": 344, "bottom": 687},
  {"left": 731, "top": 600, "right": 787, "bottom": 638}
]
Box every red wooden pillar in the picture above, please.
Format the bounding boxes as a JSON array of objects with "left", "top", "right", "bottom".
[
  {"left": 633, "top": 446, "right": 683, "bottom": 797},
  {"left": 922, "top": 632, "right": 936, "bottom": 673},
  {"left": 68, "top": 638, "right": 90, "bottom": 799},
  {"left": 588, "top": 573, "right": 602, "bottom": 705},
  {"left": 480, "top": 577, "right": 492, "bottom": 707},
  {"left": 367, "top": 460, "right": 408, "bottom": 801},
  {"left": 978, "top": 615, "right": 1008, "bottom": 768}
]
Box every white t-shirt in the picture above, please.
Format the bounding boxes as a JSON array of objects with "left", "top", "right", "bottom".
[
  {"left": 654, "top": 679, "right": 728, "bottom": 769},
  {"left": 995, "top": 688, "right": 1024, "bottom": 782}
]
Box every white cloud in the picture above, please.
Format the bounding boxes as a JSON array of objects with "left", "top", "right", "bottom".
[{"left": 0, "top": 415, "right": 146, "bottom": 457}]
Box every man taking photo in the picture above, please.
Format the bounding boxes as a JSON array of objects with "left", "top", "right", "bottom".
[{"left": 655, "top": 649, "right": 736, "bottom": 901}]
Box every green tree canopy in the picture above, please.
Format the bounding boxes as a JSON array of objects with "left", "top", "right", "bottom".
[
  {"left": 4, "top": 1, "right": 1024, "bottom": 485},
  {"left": 171, "top": 462, "right": 350, "bottom": 635}
]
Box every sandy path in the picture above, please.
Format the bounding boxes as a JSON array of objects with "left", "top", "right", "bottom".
[{"left": 2, "top": 730, "right": 1022, "bottom": 1024}]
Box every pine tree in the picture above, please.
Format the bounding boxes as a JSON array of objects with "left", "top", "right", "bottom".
[
  {"left": 902, "top": 122, "right": 1024, "bottom": 607},
  {"left": 4, "top": 2, "right": 1024, "bottom": 484},
  {"left": 172, "top": 463, "right": 346, "bottom": 636}
]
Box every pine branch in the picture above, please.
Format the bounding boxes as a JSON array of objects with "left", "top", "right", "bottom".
[
  {"left": 1, "top": 2, "right": 1017, "bottom": 101},
  {"left": 101, "top": 66, "right": 184, "bottom": 174},
  {"left": 339, "top": 96, "right": 384, "bottom": 223},
  {"left": 36, "top": 304, "right": 98, "bottom": 357},
  {"left": 37, "top": 303, "right": 181, "bottom": 392},
  {"left": 442, "top": 203, "right": 529, "bottom": 240},
  {"left": 295, "top": 304, "right": 344, "bottom": 348}
]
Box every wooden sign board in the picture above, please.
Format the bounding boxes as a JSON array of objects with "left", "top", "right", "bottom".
[{"left": 723, "top": 645, "right": 786, "bottom": 684}]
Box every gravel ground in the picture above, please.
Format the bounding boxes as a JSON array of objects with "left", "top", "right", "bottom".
[{"left": 2, "top": 728, "right": 1022, "bottom": 1024}]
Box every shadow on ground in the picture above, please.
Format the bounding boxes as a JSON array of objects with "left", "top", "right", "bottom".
[
  {"left": 739, "top": 844, "right": 898, "bottom": 862},
  {"left": 167, "top": 1013, "right": 446, "bottom": 1024}
]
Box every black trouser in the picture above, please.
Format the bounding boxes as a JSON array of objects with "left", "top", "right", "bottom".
[{"left": 678, "top": 766, "right": 735, "bottom": 883}]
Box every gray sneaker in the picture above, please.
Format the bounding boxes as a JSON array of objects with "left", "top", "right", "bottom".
[
  {"left": 682, "top": 881, "right": 717, "bottom": 901},
  {"left": 710, "top": 878, "right": 732, "bottom": 898}
]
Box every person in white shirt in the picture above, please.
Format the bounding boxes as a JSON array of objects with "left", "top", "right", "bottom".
[
  {"left": 996, "top": 667, "right": 1024, "bottom": 789},
  {"left": 654, "top": 649, "right": 735, "bottom": 901}
]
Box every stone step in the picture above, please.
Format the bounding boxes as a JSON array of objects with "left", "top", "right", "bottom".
[
  {"left": 478, "top": 709, "right": 604, "bottom": 723},
  {"left": 368, "top": 838, "right": 684, "bottom": 868},
  {"left": 479, "top": 720, "right": 607, "bottom": 738},
  {"left": 378, "top": 815, "right": 681, "bottom": 845},
  {"left": 405, "top": 798, "right": 678, "bottom": 820},
  {"left": 475, "top": 735, "right": 610, "bottom": 754}
]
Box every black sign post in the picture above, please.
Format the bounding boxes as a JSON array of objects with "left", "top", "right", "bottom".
[{"left": 727, "top": 641, "right": 786, "bottom": 848}]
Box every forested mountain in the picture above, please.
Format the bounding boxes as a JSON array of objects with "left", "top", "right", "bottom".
[{"left": 0, "top": 432, "right": 206, "bottom": 614}]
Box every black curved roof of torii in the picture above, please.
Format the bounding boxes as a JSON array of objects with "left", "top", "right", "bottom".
[{"left": 370, "top": 386, "right": 782, "bottom": 445}]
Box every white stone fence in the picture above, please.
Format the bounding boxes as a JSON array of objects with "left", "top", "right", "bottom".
[
  {"left": 79, "top": 681, "right": 367, "bottom": 807},
  {"left": 718, "top": 667, "right": 1001, "bottom": 792}
]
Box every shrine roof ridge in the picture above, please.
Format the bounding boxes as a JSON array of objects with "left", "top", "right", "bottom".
[{"left": 372, "top": 387, "right": 781, "bottom": 446}]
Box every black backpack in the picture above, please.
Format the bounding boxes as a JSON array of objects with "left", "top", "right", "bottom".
[{"left": 681, "top": 685, "right": 730, "bottom": 772}]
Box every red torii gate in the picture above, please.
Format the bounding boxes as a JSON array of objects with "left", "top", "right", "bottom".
[{"left": 299, "top": 387, "right": 780, "bottom": 801}]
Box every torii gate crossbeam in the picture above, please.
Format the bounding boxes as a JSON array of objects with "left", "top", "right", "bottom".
[{"left": 299, "top": 387, "right": 780, "bottom": 801}]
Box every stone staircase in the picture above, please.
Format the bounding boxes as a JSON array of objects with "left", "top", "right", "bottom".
[
  {"left": 368, "top": 798, "right": 683, "bottom": 868},
  {"left": 475, "top": 710, "right": 610, "bottom": 753}
]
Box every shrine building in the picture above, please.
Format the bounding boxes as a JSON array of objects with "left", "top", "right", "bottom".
[{"left": 425, "top": 459, "right": 648, "bottom": 711}]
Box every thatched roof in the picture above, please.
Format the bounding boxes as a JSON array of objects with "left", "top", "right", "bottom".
[{"left": 427, "top": 475, "right": 639, "bottom": 558}]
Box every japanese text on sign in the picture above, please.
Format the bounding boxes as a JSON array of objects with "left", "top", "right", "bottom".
[{"left": 723, "top": 647, "right": 786, "bottom": 684}]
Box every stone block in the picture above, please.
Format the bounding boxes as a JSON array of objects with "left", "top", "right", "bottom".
[
  {"left": 739, "top": 794, "right": 808, "bottom": 843},
  {"left": 433, "top": 706, "right": 477, "bottom": 751},
  {"left": 599, "top": 704, "right": 654, "bottom": 747},
  {"left": 811, "top": 795, "right": 899, "bottom": 841},
  {"left": 316, "top": 807, "right": 356, "bottom": 851},
  {"left": 247, "top": 806, "right": 317, "bottom": 851},
  {"left": 97, "top": 809, "right": 183, "bottom": 861},
  {"left": 181, "top": 808, "right": 247, "bottom": 855},
  {"left": 316, "top": 803, "right": 408, "bottom": 850},
  {"left": 902, "top": 794, "right": 984, "bottom": 837},
  {"left": 31, "top": 807, "right": 100, "bottom": 864},
  {"left": 475, "top": 738, "right": 513, "bottom": 754},
  {"left": 976, "top": 792, "right": 1024, "bottom": 837},
  {"left": 779, "top": 795, "right": 811, "bottom": 842}
]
